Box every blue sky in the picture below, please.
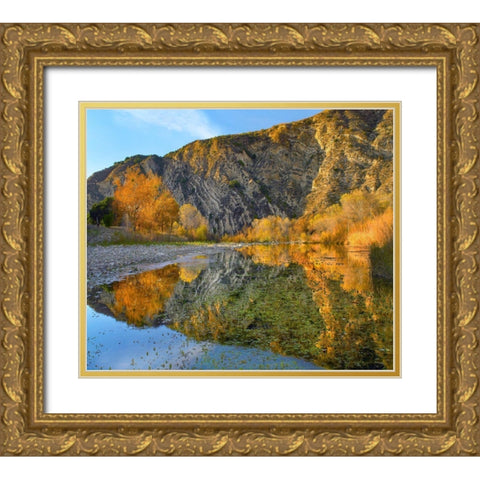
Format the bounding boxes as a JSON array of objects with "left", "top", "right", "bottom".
[{"left": 86, "top": 108, "right": 323, "bottom": 177}]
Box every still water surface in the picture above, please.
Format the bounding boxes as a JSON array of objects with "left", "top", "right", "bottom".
[{"left": 87, "top": 244, "right": 393, "bottom": 371}]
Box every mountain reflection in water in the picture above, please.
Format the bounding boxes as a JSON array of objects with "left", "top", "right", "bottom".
[{"left": 87, "top": 244, "right": 393, "bottom": 370}]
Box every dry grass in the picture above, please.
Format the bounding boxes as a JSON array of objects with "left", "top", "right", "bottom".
[
  {"left": 346, "top": 207, "right": 393, "bottom": 248},
  {"left": 222, "top": 190, "right": 394, "bottom": 248}
]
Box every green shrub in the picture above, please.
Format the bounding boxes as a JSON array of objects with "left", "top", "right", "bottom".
[{"left": 89, "top": 197, "right": 115, "bottom": 226}]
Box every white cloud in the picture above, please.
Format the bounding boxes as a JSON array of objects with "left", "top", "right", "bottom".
[{"left": 115, "top": 109, "right": 221, "bottom": 139}]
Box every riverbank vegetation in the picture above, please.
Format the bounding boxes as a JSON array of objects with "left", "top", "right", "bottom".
[
  {"left": 88, "top": 168, "right": 210, "bottom": 243},
  {"left": 88, "top": 168, "right": 393, "bottom": 257},
  {"left": 224, "top": 189, "right": 393, "bottom": 253}
]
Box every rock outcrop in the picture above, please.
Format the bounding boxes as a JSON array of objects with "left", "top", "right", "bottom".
[{"left": 87, "top": 109, "right": 393, "bottom": 236}]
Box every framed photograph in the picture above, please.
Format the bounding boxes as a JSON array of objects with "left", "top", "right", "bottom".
[
  {"left": 81, "top": 101, "right": 400, "bottom": 376},
  {"left": 0, "top": 23, "right": 478, "bottom": 456}
]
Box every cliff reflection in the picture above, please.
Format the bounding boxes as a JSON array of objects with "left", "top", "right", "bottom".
[
  {"left": 87, "top": 244, "right": 393, "bottom": 370},
  {"left": 237, "top": 244, "right": 393, "bottom": 370}
]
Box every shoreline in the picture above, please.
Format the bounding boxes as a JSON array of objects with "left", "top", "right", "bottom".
[
  {"left": 87, "top": 240, "right": 388, "bottom": 288},
  {"left": 87, "top": 243, "right": 244, "bottom": 288}
]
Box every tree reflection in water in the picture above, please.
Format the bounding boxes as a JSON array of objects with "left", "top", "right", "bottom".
[
  {"left": 88, "top": 244, "right": 393, "bottom": 370},
  {"left": 108, "top": 265, "right": 179, "bottom": 327}
]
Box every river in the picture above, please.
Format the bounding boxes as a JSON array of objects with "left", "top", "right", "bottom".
[{"left": 86, "top": 243, "right": 393, "bottom": 372}]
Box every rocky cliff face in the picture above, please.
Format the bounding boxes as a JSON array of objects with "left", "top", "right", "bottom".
[{"left": 87, "top": 110, "right": 393, "bottom": 236}]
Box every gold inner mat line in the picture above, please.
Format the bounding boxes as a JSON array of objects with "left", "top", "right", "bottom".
[{"left": 79, "top": 101, "right": 401, "bottom": 378}]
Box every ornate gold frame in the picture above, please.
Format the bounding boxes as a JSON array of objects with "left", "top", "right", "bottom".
[{"left": 0, "top": 23, "right": 478, "bottom": 456}]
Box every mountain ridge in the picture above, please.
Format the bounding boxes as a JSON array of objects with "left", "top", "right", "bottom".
[{"left": 87, "top": 109, "right": 393, "bottom": 236}]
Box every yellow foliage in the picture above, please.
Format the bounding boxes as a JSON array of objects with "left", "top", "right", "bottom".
[
  {"left": 232, "top": 215, "right": 291, "bottom": 243},
  {"left": 195, "top": 224, "right": 208, "bottom": 241},
  {"left": 238, "top": 244, "right": 291, "bottom": 267},
  {"left": 346, "top": 207, "right": 393, "bottom": 248},
  {"left": 179, "top": 262, "right": 206, "bottom": 283},
  {"left": 113, "top": 168, "right": 179, "bottom": 234},
  {"left": 110, "top": 265, "right": 179, "bottom": 326},
  {"left": 223, "top": 188, "right": 393, "bottom": 249},
  {"left": 178, "top": 203, "right": 209, "bottom": 240},
  {"left": 298, "top": 190, "right": 393, "bottom": 248}
]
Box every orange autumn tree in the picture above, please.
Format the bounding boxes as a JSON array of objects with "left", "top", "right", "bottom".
[{"left": 113, "top": 168, "right": 179, "bottom": 234}]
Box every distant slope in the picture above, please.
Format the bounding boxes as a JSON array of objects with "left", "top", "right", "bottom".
[{"left": 87, "top": 110, "right": 393, "bottom": 236}]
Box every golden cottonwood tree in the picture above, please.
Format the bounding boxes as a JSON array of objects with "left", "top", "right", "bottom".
[
  {"left": 113, "top": 168, "right": 179, "bottom": 233},
  {"left": 178, "top": 203, "right": 208, "bottom": 239}
]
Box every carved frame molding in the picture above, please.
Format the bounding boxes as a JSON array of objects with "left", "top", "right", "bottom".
[{"left": 0, "top": 23, "right": 478, "bottom": 455}]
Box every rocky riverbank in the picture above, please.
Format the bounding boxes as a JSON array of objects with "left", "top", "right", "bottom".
[{"left": 87, "top": 243, "right": 242, "bottom": 288}]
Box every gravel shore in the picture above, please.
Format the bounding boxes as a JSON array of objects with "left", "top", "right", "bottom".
[{"left": 87, "top": 243, "right": 241, "bottom": 288}]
